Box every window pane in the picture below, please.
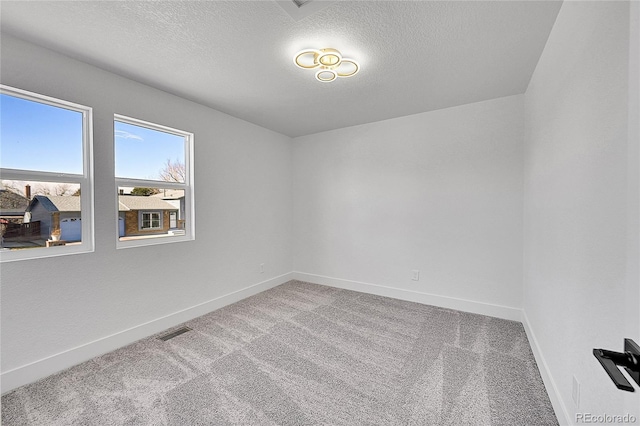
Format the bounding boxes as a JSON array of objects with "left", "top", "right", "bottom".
[
  {"left": 118, "top": 186, "right": 186, "bottom": 241},
  {"left": 1, "top": 179, "right": 82, "bottom": 251},
  {"left": 0, "top": 94, "right": 83, "bottom": 174},
  {"left": 115, "top": 121, "right": 185, "bottom": 182}
]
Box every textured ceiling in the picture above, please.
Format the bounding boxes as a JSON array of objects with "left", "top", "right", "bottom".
[{"left": 0, "top": 1, "right": 562, "bottom": 138}]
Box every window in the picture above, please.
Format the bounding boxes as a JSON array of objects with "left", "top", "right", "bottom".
[
  {"left": 0, "top": 85, "right": 94, "bottom": 262},
  {"left": 115, "top": 115, "right": 194, "bottom": 247},
  {"left": 140, "top": 212, "right": 162, "bottom": 230},
  {"left": 0, "top": 85, "right": 93, "bottom": 262}
]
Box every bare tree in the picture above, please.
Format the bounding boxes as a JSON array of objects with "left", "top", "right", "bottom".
[
  {"left": 159, "top": 159, "right": 186, "bottom": 183},
  {"left": 27, "top": 183, "right": 75, "bottom": 196},
  {"left": 30, "top": 184, "right": 50, "bottom": 196},
  {"left": 2, "top": 180, "right": 23, "bottom": 195},
  {"left": 54, "top": 183, "right": 72, "bottom": 196},
  {"left": 1, "top": 181, "right": 77, "bottom": 197}
]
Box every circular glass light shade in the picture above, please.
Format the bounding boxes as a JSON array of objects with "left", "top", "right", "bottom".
[
  {"left": 294, "top": 49, "right": 321, "bottom": 69},
  {"left": 335, "top": 59, "right": 360, "bottom": 77},
  {"left": 315, "top": 68, "right": 337, "bottom": 82},
  {"left": 317, "top": 48, "right": 342, "bottom": 67}
]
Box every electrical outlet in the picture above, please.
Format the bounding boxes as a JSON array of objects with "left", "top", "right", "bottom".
[
  {"left": 572, "top": 375, "right": 580, "bottom": 408},
  {"left": 411, "top": 270, "right": 420, "bottom": 281},
  {"left": 260, "top": 263, "right": 265, "bottom": 273}
]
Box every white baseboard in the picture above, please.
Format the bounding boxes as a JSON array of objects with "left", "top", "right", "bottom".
[
  {"left": 521, "top": 310, "right": 572, "bottom": 426},
  {"left": 1, "top": 272, "right": 294, "bottom": 394},
  {"left": 292, "top": 271, "right": 522, "bottom": 321}
]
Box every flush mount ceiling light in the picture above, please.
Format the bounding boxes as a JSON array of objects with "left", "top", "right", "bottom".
[{"left": 294, "top": 48, "right": 360, "bottom": 82}]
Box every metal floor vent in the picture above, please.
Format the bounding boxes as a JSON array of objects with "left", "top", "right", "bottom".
[{"left": 157, "top": 326, "right": 192, "bottom": 341}]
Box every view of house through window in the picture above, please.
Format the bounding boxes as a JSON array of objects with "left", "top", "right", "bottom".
[
  {"left": 115, "top": 115, "right": 193, "bottom": 246},
  {"left": 117, "top": 186, "right": 187, "bottom": 241},
  {"left": 0, "top": 86, "right": 93, "bottom": 261},
  {"left": 1, "top": 180, "right": 82, "bottom": 247}
]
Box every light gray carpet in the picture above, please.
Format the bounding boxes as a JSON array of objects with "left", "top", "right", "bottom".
[{"left": 1, "top": 280, "right": 558, "bottom": 425}]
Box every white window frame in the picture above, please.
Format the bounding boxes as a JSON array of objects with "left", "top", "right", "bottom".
[
  {"left": 0, "top": 85, "right": 94, "bottom": 262},
  {"left": 139, "top": 211, "right": 162, "bottom": 230},
  {"left": 115, "top": 114, "right": 195, "bottom": 249}
]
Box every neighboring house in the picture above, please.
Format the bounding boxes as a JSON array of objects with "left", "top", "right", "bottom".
[
  {"left": 118, "top": 195, "right": 179, "bottom": 237},
  {"left": 24, "top": 195, "right": 82, "bottom": 241},
  {"left": 151, "top": 189, "right": 185, "bottom": 229},
  {"left": 23, "top": 195, "right": 179, "bottom": 241},
  {"left": 0, "top": 189, "right": 31, "bottom": 242},
  {"left": 0, "top": 189, "right": 30, "bottom": 225}
]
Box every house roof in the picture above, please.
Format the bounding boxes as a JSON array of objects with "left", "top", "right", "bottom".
[
  {"left": 27, "top": 195, "right": 81, "bottom": 213},
  {"left": 118, "top": 195, "right": 178, "bottom": 211},
  {"left": 25, "top": 195, "right": 177, "bottom": 213},
  {"left": 0, "top": 189, "right": 30, "bottom": 214}
]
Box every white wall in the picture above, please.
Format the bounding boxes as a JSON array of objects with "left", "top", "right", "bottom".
[
  {"left": 293, "top": 95, "right": 524, "bottom": 317},
  {"left": 0, "top": 35, "right": 293, "bottom": 392},
  {"left": 523, "top": 1, "right": 639, "bottom": 424}
]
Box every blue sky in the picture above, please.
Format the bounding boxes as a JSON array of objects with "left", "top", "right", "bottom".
[
  {"left": 1, "top": 93, "right": 83, "bottom": 174},
  {"left": 115, "top": 121, "right": 185, "bottom": 182},
  {"left": 1, "top": 93, "right": 185, "bottom": 181}
]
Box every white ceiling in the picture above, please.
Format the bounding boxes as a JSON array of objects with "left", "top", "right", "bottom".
[{"left": 0, "top": 1, "right": 562, "bottom": 138}]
